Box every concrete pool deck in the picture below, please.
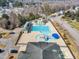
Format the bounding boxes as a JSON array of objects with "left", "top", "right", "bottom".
[
  {"left": 17, "top": 21, "right": 66, "bottom": 46},
  {"left": 17, "top": 21, "right": 74, "bottom": 59}
]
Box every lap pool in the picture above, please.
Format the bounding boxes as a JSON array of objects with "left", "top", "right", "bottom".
[{"left": 32, "top": 25, "right": 51, "bottom": 35}]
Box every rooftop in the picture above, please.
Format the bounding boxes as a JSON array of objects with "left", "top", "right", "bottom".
[{"left": 18, "top": 42, "right": 64, "bottom": 59}]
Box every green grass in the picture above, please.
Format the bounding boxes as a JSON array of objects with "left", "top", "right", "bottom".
[
  {"left": 69, "top": 21, "right": 79, "bottom": 30},
  {"left": 62, "top": 17, "right": 79, "bottom": 30}
]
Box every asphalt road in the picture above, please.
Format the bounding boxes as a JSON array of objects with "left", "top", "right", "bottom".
[{"left": 50, "top": 16, "right": 79, "bottom": 47}]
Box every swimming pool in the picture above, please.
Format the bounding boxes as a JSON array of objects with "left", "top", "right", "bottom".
[{"left": 32, "top": 25, "right": 51, "bottom": 35}]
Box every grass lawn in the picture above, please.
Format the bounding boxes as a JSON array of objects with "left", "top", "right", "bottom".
[
  {"left": 69, "top": 21, "right": 79, "bottom": 30},
  {"left": 62, "top": 17, "right": 79, "bottom": 30}
]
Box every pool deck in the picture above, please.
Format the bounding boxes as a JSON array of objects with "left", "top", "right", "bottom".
[{"left": 17, "top": 21, "right": 74, "bottom": 59}]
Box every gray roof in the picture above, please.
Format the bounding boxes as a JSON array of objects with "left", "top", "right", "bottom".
[{"left": 18, "top": 42, "right": 64, "bottom": 59}]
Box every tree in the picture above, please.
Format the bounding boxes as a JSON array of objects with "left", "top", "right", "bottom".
[
  {"left": 2, "top": 14, "right": 9, "bottom": 20},
  {"left": 64, "top": 11, "right": 75, "bottom": 20},
  {"left": 75, "top": 17, "right": 79, "bottom": 22},
  {"left": 0, "top": 0, "right": 7, "bottom": 6},
  {"left": 65, "top": 11, "right": 71, "bottom": 17},
  {"left": 41, "top": 3, "right": 52, "bottom": 16},
  {"left": 27, "top": 13, "right": 35, "bottom": 21},
  {"left": 35, "top": 14, "right": 41, "bottom": 19},
  {"left": 8, "top": 12, "right": 21, "bottom": 29},
  {"left": 18, "top": 13, "right": 41, "bottom": 26},
  {"left": 72, "top": 5, "right": 76, "bottom": 10},
  {"left": 70, "top": 12, "right": 75, "bottom": 20},
  {"left": 14, "top": 1, "right": 23, "bottom": 7},
  {"left": 75, "top": 9, "right": 79, "bottom": 22},
  {"left": 27, "top": 13, "right": 41, "bottom": 21},
  {"left": 18, "top": 14, "right": 27, "bottom": 26},
  {"left": 76, "top": 9, "right": 79, "bottom": 16},
  {"left": 8, "top": 0, "right": 14, "bottom": 3}
]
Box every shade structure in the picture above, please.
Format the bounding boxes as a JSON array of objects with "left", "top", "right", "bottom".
[{"left": 52, "top": 33, "right": 60, "bottom": 39}]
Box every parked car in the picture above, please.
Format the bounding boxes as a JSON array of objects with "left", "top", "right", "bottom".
[
  {"left": 9, "top": 32, "right": 15, "bottom": 34},
  {"left": 10, "top": 49, "right": 18, "bottom": 53},
  {"left": 0, "top": 49, "right": 4, "bottom": 53}
]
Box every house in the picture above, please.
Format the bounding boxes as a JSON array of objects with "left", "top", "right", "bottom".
[{"left": 18, "top": 42, "right": 64, "bottom": 59}]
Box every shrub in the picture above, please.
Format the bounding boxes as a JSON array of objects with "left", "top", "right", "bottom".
[{"left": 2, "top": 14, "right": 9, "bottom": 20}]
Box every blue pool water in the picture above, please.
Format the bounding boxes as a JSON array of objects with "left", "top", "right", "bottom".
[{"left": 32, "top": 26, "right": 50, "bottom": 35}]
